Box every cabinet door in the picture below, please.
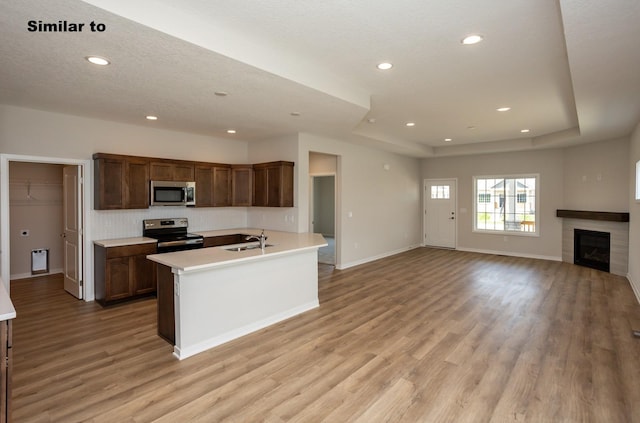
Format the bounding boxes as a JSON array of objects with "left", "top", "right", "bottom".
[
  {"left": 173, "top": 163, "right": 195, "bottom": 181},
  {"left": 267, "top": 166, "right": 282, "bottom": 207},
  {"left": 232, "top": 166, "right": 253, "bottom": 206},
  {"left": 94, "top": 156, "right": 149, "bottom": 210},
  {"left": 279, "top": 162, "right": 294, "bottom": 207},
  {"left": 94, "top": 158, "right": 125, "bottom": 209},
  {"left": 194, "top": 165, "right": 214, "bottom": 207},
  {"left": 253, "top": 166, "right": 268, "bottom": 206},
  {"left": 252, "top": 162, "right": 294, "bottom": 207},
  {"left": 213, "top": 167, "right": 232, "bottom": 206},
  {"left": 150, "top": 161, "right": 194, "bottom": 181},
  {"left": 126, "top": 159, "right": 149, "bottom": 209},
  {"left": 150, "top": 162, "right": 174, "bottom": 180},
  {"left": 105, "top": 257, "right": 132, "bottom": 301},
  {"left": 132, "top": 255, "right": 156, "bottom": 295}
]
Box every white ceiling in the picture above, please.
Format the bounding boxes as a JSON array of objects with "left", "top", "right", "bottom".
[{"left": 1, "top": 0, "right": 639, "bottom": 157}]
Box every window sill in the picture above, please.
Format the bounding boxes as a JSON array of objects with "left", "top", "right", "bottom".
[{"left": 473, "top": 229, "right": 540, "bottom": 237}]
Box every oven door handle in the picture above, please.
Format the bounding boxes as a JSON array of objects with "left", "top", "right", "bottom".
[{"left": 157, "top": 239, "right": 204, "bottom": 248}]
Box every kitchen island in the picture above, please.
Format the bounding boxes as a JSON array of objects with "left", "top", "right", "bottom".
[{"left": 147, "top": 229, "right": 327, "bottom": 360}]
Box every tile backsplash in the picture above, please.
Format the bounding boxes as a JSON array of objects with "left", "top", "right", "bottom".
[{"left": 91, "top": 207, "right": 248, "bottom": 240}]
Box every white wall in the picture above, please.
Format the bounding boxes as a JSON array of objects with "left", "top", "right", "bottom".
[
  {"left": 310, "top": 152, "right": 338, "bottom": 174},
  {"left": 0, "top": 105, "right": 249, "bottom": 163},
  {"left": 422, "top": 148, "right": 565, "bottom": 260},
  {"left": 629, "top": 122, "right": 640, "bottom": 301},
  {"left": 300, "top": 133, "right": 422, "bottom": 269},
  {"left": 563, "top": 137, "right": 629, "bottom": 212},
  {"left": 246, "top": 134, "right": 299, "bottom": 232}
]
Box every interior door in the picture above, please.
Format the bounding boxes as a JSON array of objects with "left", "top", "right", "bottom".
[
  {"left": 63, "top": 165, "right": 83, "bottom": 299},
  {"left": 424, "top": 179, "right": 457, "bottom": 249}
]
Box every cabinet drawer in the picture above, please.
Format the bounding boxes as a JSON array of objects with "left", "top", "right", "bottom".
[{"left": 106, "top": 243, "right": 157, "bottom": 259}]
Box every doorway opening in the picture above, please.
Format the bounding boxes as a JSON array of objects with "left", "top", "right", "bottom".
[
  {"left": 309, "top": 152, "right": 338, "bottom": 266},
  {"left": 1, "top": 154, "right": 89, "bottom": 299}
]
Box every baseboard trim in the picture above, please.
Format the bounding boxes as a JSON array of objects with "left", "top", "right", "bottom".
[
  {"left": 173, "top": 300, "right": 319, "bottom": 360},
  {"left": 628, "top": 273, "right": 640, "bottom": 305},
  {"left": 10, "top": 268, "right": 63, "bottom": 280},
  {"left": 337, "top": 244, "right": 421, "bottom": 270},
  {"left": 456, "top": 247, "right": 562, "bottom": 262}
]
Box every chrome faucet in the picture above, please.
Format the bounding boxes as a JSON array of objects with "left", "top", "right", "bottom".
[{"left": 246, "top": 230, "right": 267, "bottom": 250}]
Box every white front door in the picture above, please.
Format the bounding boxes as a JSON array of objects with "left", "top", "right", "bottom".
[
  {"left": 63, "top": 165, "right": 83, "bottom": 299},
  {"left": 424, "top": 179, "right": 457, "bottom": 249}
]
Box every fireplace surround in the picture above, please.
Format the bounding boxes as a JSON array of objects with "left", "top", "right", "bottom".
[{"left": 558, "top": 210, "right": 629, "bottom": 276}]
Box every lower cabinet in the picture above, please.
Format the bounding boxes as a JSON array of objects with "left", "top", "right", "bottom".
[
  {"left": 0, "top": 320, "right": 11, "bottom": 423},
  {"left": 94, "top": 243, "right": 157, "bottom": 306},
  {"left": 156, "top": 264, "right": 175, "bottom": 344},
  {"left": 203, "top": 233, "right": 249, "bottom": 248}
]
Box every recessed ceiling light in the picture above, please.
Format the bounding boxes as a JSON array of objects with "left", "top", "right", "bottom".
[
  {"left": 145, "top": 115, "right": 158, "bottom": 121},
  {"left": 521, "top": 129, "right": 530, "bottom": 133},
  {"left": 496, "top": 107, "right": 511, "bottom": 112},
  {"left": 405, "top": 122, "right": 416, "bottom": 127},
  {"left": 461, "top": 34, "right": 484, "bottom": 45},
  {"left": 86, "top": 56, "right": 110, "bottom": 66},
  {"left": 444, "top": 138, "right": 452, "bottom": 142},
  {"left": 227, "top": 129, "right": 237, "bottom": 134},
  {"left": 214, "top": 91, "right": 228, "bottom": 97},
  {"left": 377, "top": 62, "right": 393, "bottom": 70}
]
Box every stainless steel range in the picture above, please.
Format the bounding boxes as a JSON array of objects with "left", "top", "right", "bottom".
[{"left": 143, "top": 218, "right": 204, "bottom": 253}]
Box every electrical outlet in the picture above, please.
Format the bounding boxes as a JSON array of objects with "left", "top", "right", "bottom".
[{"left": 20, "top": 229, "right": 29, "bottom": 237}]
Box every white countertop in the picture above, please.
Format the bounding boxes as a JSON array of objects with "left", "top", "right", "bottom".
[
  {"left": 94, "top": 237, "right": 157, "bottom": 248},
  {"left": 0, "top": 280, "right": 16, "bottom": 321},
  {"left": 147, "top": 229, "right": 327, "bottom": 273}
]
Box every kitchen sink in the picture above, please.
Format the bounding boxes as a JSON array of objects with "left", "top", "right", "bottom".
[{"left": 224, "top": 243, "right": 274, "bottom": 252}]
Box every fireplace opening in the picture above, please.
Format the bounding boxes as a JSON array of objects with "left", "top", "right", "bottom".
[{"left": 574, "top": 229, "right": 610, "bottom": 272}]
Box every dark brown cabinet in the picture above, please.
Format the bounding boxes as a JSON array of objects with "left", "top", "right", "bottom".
[
  {"left": 0, "top": 319, "right": 11, "bottom": 423},
  {"left": 253, "top": 161, "right": 294, "bottom": 207},
  {"left": 150, "top": 160, "right": 194, "bottom": 181},
  {"left": 232, "top": 165, "right": 253, "bottom": 206},
  {"left": 94, "top": 153, "right": 294, "bottom": 209},
  {"left": 195, "top": 163, "right": 232, "bottom": 207},
  {"left": 202, "top": 233, "right": 249, "bottom": 248},
  {"left": 94, "top": 242, "right": 157, "bottom": 306},
  {"left": 93, "top": 154, "right": 149, "bottom": 210}
]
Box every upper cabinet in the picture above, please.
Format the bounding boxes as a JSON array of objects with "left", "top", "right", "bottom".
[
  {"left": 150, "top": 160, "right": 194, "bottom": 182},
  {"left": 195, "top": 163, "right": 232, "bottom": 207},
  {"left": 93, "top": 154, "right": 294, "bottom": 209},
  {"left": 231, "top": 165, "right": 253, "bottom": 206},
  {"left": 253, "top": 161, "right": 294, "bottom": 207},
  {"left": 93, "top": 153, "right": 149, "bottom": 210}
]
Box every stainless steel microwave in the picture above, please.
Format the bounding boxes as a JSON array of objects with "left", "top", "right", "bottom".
[{"left": 150, "top": 181, "right": 196, "bottom": 206}]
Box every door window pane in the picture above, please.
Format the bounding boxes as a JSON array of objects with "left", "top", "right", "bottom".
[{"left": 431, "top": 185, "right": 450, "bottom": 199}]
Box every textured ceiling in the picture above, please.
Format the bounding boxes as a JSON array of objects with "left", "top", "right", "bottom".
[{"left": 1, "top": 0, "right": 639, "bottom": 157}]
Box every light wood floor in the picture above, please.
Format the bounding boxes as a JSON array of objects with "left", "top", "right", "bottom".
[{"left": 10, "top": 248, "right": 640, "bottom": 422}]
